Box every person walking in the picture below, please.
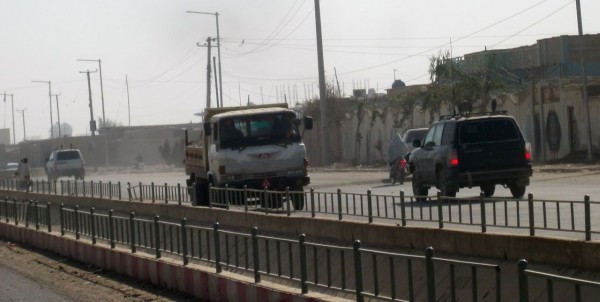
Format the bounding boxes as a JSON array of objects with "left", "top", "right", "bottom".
[{"left": 15, "top": 158, "right": 31, "bottom": 192}]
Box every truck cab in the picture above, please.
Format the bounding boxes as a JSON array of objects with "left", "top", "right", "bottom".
[{"left": 185, "top": 104, "right": 312, "bottom": 209}]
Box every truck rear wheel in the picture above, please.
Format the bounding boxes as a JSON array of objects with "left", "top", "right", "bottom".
[{"left": 290, "top": 186, "right": 305, "bottom": 210}]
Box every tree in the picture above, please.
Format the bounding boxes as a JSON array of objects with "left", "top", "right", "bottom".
[
  {"left": 98, "top": 118, "right": 122, "bottom": 128},
  {"left": 49, "top": 122, "right": 73, "bottom": 138}
]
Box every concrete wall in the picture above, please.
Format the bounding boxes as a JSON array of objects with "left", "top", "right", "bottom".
[{"left": 0, "top": 215, "right": 328, "bottom": 302}]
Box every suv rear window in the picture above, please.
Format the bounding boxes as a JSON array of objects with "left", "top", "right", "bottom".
[
  {"left": 56, "top": 151, "right": 81, "bottom": 160},
  {"left": 459, "top": 119, "right": 520, "bottom": 144}
]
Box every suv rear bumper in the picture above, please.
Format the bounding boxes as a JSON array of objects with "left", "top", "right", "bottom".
[{"left": 452, "top": 165, "right": 532, "bottom": 188}]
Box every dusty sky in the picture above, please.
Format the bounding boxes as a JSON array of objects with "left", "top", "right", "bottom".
[{"left": 1, "top": 0, "right": 599, "bottom": 141}]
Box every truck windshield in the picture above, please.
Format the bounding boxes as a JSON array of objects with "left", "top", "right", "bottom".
[{"left": 219, "top": 112, "right": 301, "bottom": 149}]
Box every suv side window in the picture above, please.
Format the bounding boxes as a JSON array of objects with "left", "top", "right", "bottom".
[
  {"left": 441, "top": 122, "right": 456, "bottom": 145},
  {"left": 423, "top": 125, "right": 436, "bottom": 147},
  {"left": 432, "top": 123, "right": 444, "bottom": 146}
]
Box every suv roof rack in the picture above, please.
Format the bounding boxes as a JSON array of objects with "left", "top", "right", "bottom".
[{"left": 439, "top": 110, "right": 509, "bottom": 121}]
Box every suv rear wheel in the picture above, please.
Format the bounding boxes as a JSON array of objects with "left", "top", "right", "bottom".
[
  {"left": 509, "top": 184, "right": 526, "bottom": 198},
  {"left": 438, "top": 174, "right": 457, "bottom": 198},
  {"left": 411, "top": 168, "right": 429, "bottom": 201}
]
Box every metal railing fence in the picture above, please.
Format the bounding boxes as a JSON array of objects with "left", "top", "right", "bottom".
[
  {"left": 1, "top": 178, "right": 598, "bottom": 240},
  {"left": 3, "top": 198, "right": 600, "bottom": 301}
]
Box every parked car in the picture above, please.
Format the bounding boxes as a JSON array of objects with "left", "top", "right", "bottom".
[
  {"left": 46, "top": 149, "right": 85, "bottom": 181},
  {"left": 0, "top": 162, "right": 19, "bottom": 179},
  {"left": 401, "top": 127, "right": 429, "bottom": 162},
  {"left": 408, "top": 111, "right": 532, "bottom": 200}
]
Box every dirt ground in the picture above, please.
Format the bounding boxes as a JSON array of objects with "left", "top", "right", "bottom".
[{"left": 0, "top": 238, "right": 197, "bottom": 302}]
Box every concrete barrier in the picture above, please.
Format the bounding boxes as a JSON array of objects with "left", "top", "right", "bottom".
[
  {"left": 5, "top": 190, "right": 600, "bottom": 272},
  {"left": 0, "top": 221, "right": 331, "bottom": 302}
]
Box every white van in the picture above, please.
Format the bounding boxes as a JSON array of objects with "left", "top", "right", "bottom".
[{"left": 46, "top": 149, "right": 85, "bottom": 180}]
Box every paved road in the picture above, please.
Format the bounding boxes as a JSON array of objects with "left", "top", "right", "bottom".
[{"left": 0, "top": 263, "right": 69, "bottom": 302}]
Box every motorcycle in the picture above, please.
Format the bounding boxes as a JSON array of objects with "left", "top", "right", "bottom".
[{"left": 389, "top": 157, "right": 407, "bottom": 185}]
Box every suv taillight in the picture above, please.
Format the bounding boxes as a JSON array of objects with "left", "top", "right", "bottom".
[
  {"left": 525, "top": 143, "right": 532, "bottom": 161},
  {"left": 449, "top": 150, "right": 459, "bottom": 167}
]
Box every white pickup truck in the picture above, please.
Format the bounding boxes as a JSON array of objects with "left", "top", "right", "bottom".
[{"left": 184, "top": 103, "right": 313, "bottom": 209}]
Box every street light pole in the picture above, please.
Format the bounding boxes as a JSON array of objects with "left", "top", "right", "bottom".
[
  {"left": 51, "top": 93, "right": 62, "bottom": 138},
  {"left": 187, "top": 10, "right": 223, "bottom": 107},
  {"left": 31, "top": 80, "right": 53, "bottom": 139},
  {"left": 80, "top": 69, "right": 98, "bottom": 138},
  {"left": 314, "top": 0, "right": 328, "bottom": 166},
  {"left": 575, "top": 0, "right": 593, "bottom": 160},
  {"left": 10, "top": 94, "right": 15, "bottom": 145}
]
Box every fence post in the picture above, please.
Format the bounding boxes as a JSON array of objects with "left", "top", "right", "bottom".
[
  {"left": 109, "top": 210, "right": 115, "bottom": 249},
  {"left": 353, "top": 240, "right": 364, "bottom": 302},
  {"left": 127, "top": 182, "right": 132, "bottom": 201},
  {"left": 54, "top": 179, "right": 57, "bottom": 195},
  {"left": 60, "top": 204, "right": 64, "bottom": 236},
  {"left": 310, "top": 187, "right": 315, "bottom": 218},
  {"left": 243, "top": 185, "right": 248, "bottom": 212},
  {"left": 36, "top": 179, "right": 39, "bottom": 194},
  {"left": 286, "top": 187, "right": 291, "bottom": 217},
  {"left": 400, "top": 190, "right": 407, "bottom": 226},
  {"left": 109, "top": 181, "right": 113, "bottom": 200},
  {"left": 208, "top": 183, "right": 213, "bottom": 208},
  {"left": 60, "top": 180, "right": 64, "bottom": 196},
  {"left": 214, "top": 222, "right": 222, "bottom": 273},
  {"left": 4, "top": 197, "right": 8, "bottom": 223},
  {"left": 82, "top": 180, "right": 86, "bottom": 197},
  {"left": 164, "top": 183, "right": 168, "bottom": 204},
  {"left": 154, "top": 215, "right": 161, "bottom": 258},
  {"left": 225, "top": 185, "right": 230, "bottom": 210},
  {"left": 425, "top": 247, "right": 437, "bottom": 302},
  {"left": 337, "top": 188, "right": 343, "bottom": 221},
  {"left": 74, "top": 205, "right": 80, "bottom": 240},
  {"left": 437, "top": 192, "right": 444, "bottom": 229},
  {"left": 99, "top": 181, "right": 103, "bottom": 199},
  {"left": 480, "top": 192, "right": 487, "bottom": 233},
  {"left": 177, "top": 183, "right": 182, "bottom": 206},
  {"left": 251, "top": 227, "right": 260, "bottom": 283},
  {"left": 139, "top": 182, "right": 143, "bottom": 202},
  {"left": 151, "top": 182, "right": 156, "bottom": 203},
  {"left": 129, "top": 212, "right": 136, "bottom": 253},
  {"left": 518, "top": 259, "right": 529, "bottom": 302},
  {"left": 367, "top": 190, "right": 373, "bottom": 223},
  {"left": 90, "top": 207, "right": 96, "bottom": 244},
  {"left": 46, "top": 202, "right": 52, "bottom": 233},
  {"left": 528, "top": 193, "right": 535, "bottom": 236},
  {"left": 25, "top": 200, "right": 31, "bottom": 228},
  {"left": 181, "top": 218, "right": 188, "bottom": 265},
  {"left": 91, "top": 180, "right": 94, "bottom": 198},
  {"left": 118, "top": 181, "right": 122, "bottom": 200},
  {"left": 33, "top": 200, "right": 39, "bottom": 230},
  {"left": 74, "top": 180, "right": 78, "bottom": 197},
  {"left": 299, "top": 234, "right": 308, "bottom": 294},
  {"left": 13, "top": 199, "right": 18, "bottom": 226},
  {"left": 584, "top": 195, "right": 591, "bottom": 241}
]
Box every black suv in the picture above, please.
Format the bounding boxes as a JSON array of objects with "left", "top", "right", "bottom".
[{"left": 408, "top": 111, "right": 532, "bottom": 199}]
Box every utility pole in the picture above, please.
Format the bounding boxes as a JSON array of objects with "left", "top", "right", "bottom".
[
  {"left": 126, "top": 74, "right": 131, "bottom": 127},
  {"left": 16, "top": 109, "right": 26, "bottom": 142},
  {"left": 213, "top": 56, "right": 220, "bottom": 107},
  {"left": 201, "top": 37, "right": 213, "bottom": 109},
  {"left": 187, "top": 10, "right": 223, "bottom": 107},
  {"left": 314, "top": 0, "right": 328, "bottom": 166},
  {"left": 78, "top": 59, "right": 106, "bottom": 128},
  {"left": 2, "top": 93, "right": 16, "bottom": 144},
  {"left": 80, "top": 70, "right": 98, "bottom": 138},
  {"left": 575, "top": 0, "right": 593, "bottom": 160},
  {"left": 51, "top": 93, "right": 62, "bottom": 138},
  {"left": 31, "top": 80, "right": 53, "bottom": 139}
]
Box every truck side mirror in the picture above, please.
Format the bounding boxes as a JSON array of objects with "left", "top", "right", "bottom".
[
  {"left": 303, "top": 116, "right": 313, "bottom": 130},
  {"left": 203, "top": 122, "right": 212, "bottom": 136}
]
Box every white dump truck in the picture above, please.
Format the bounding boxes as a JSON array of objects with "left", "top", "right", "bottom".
[{"left": 184, "top": 103, "right": 313, "bottom": 209}]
